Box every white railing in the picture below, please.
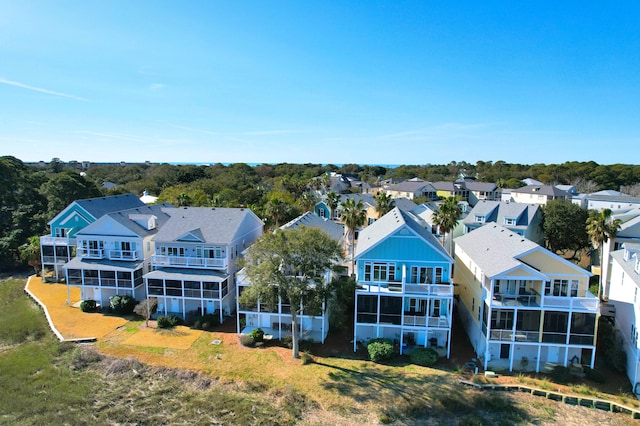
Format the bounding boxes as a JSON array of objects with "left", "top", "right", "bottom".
[
  {"left": 404, "top": 283, "right": 454, "bottom": 296},
  {"left": 108, "top": 250, "right": 139, "bottom": 261},
  {"left": 357, "top": 282, "right": 453, "bottom": 296},
  {"left": 151, "top": 254, "right": 227, "bottom": 269},
  {"left": 40, "top": 236, "right": 75, "bottom": 246},
  {"left": 76, "top": 248, "right": 104, "bottom": 259},
  {"left": 402, "top": 315, "right": 450, "bottom": 328},
  {"left": 42, "top": 255, "right": 69, "bottom": 264},
  {"left": 541, "top": 295, "right": 599, "bottom": 311},
  {"left": 489, "top": 329, "right": 540, "bottom": 342}
]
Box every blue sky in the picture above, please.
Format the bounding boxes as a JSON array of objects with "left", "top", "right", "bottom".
[{"left": 1, "top": 1, "right": 639, "bottom": 165}]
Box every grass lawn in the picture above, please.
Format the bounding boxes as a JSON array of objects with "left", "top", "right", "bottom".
[{"left": 5, "top": 276, "right": 640, "bottom": 425}]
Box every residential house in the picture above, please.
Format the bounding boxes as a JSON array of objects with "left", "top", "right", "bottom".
[
  {"left": 236, "top": 212, "right": 345, "bottom": 343},
  {"left": 383, "top": 178, "right": 437, "bottom": 201},
  {"left": 410, "top": 200, "right": 470, "bottom": 252},
  {"left": 607, "top": 243, "right": 640, "bottom": 393},
  {"left": 353, "top": 208, "right": 455, "bottom": 357},
  {"left": 584, "top": 191, "right": 640, "bottom": 213},
  {"left": 602, "top": 207, "right": 640, "bottom": 298},
  {"left": 41, "top": 194, "right": 146, "bottom": 282},
  {"left": 64, "top": 204, "right": 172, "bottom": 306},
  {"left": 145, "top": 207, "right": 263, "bottom": 323},
  {"left": 433, "top": 179, "right": 499, "bottom": 207},
  {"left": 314, "top": 193, "right": 417, "bottom": 227},
  {"left": 462, "top": 201, "right": 544, "bottom": 245},
  {"left": 510, "top": 185, "right": 570, "bottom": 205},
  {"left": 454, "top": 225, "right": 598, "bottom": 372}
]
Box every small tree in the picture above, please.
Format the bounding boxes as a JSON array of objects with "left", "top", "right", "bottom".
[
  {"left": 374, "top": 192, "right": 395, "bottom": 218},
  {"left": 239, "top": 226, "right": 343, "bottom": 358},
  {"left": 325, "top": 191, "right": 341, "bottom": 220},
  {"left": 542, "top": 200, "right": 589, "bottom": 256},
  {"left": 432, "top": 197, "right": 462, "bottom": 254},
  {"left": 586, "top": 208, "right": 621, "bottom": 298},
  {"left": 340, "top": 198, "right": 367, "bottom": 272},
  {"left": 19, "top": 236, "right": 41, "bottom": 276},
  {"left": 134, "top": 298, "right": 158, "bottom": 327}
]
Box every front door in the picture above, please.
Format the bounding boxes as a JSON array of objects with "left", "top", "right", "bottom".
[
  {"left": 500, "top": 343, "right": 510, "bottom": 359},
  {"left": 548, "top": 345, "right": 561, "bottom": 363}
]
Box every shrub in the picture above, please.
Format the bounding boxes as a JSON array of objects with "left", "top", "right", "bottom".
[
  {"left": 79, "top": 299, "right": 97, "bottom": 312},
  {"left": 193, "top": 314, "right": 220, "bottom": 331},
  {"left": 281, "top": 335, "right": 293, "bottom": 349},
  {"left": 550, "top": 366, "right": 574, "bottom": 384},
  {"left": 250, "top": 328, "right": 264, "bottom": 343},
  {"left": 300, "top": 351, "right": 312, "bottom": 365},
  {"left": 367, "top": 338, "right": 395, "bottom": 362},
  {"left": 585, "top": 367, "right": 605, "bottom": 384},
  {"left": 409, "top": 347, "right": 439, "bottom": 367},
  {"left": 157, "top": 315, "right": 181, "bottom": 329},
  {"left": 108, "top": 295, "right": 137, "bottom": 315},
  {"left": 239, "top": 334, "right": 255, "bottom": 347}
]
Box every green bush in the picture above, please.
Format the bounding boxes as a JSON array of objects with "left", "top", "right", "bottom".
[
  {"left": 79, "top": 299, "right": 97, "bottom": 312},
  {"left": 550, "top": 366, "right": 574, "bottom": 384},
  {"left": 108, "top": 295, "right": 137, "bottom": 315},
  {"left": 157, "top": 315, "right": 181, "bottom": 329},
  {"left": 410, "top": 347, "right": 439, "bottom": 367},
  {"left": 281, "top": 335, "right": 293, "bottom": 349},
  {"left": 193, "top": 314, "right": 220, "bottom": 331},
  {"left": 239, "top": 334, "right": 255, "bottom": 347},
  {"left": 367, "top": 338, "right": 395, "bottom": 362},
  {"left": 250, "top": 328, "right": 265, "bottom": 343},
  {"left": 584, "top": 367, "right": 605, "bottom": 384}
]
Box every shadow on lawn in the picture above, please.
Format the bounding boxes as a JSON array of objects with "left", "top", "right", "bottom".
[{"left": 314, "top": 359, "right": 532, "bottom": 423}]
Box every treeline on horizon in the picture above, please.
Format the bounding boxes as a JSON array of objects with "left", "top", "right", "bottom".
[{"left": 2, "top": 155, "right": 640, "bottom": 270}]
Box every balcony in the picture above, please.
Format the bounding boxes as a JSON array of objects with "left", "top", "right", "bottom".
[
  {"left": 492, "top": 291, "right": 540, "bottom": 307},
  {"left": 42, "top": 255, "right": 70, "bottom": 264},
  {"left": 541, "top": 295, "right": 599, "bottom": 312},
  {"left": 357, "top": 282, "right": 453, "bottom": 296},
  {"left": 40, "top": 235, "right": 75, "bottom": 246},
  {"left": 489, "top": 329, "right": 540, "bottom": 342},
  {"left": 76, "top": 248, "right": 104, "bottom": 259},
  {"left": 108, "top": 249, "right": 139, "bottom": 261},
  {"left": 151, "top": 254, "right": 228, "bottom": 269}
]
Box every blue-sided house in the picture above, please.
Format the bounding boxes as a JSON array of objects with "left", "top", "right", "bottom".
[
  {"left": 353, "top": 207, "right": 455, "bottom": 357},
  {"left": 41, "top": 194, "right": 145, "bottom": 282}
]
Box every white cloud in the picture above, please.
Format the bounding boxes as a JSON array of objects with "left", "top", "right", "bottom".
[{"left": 0, "top": 77, "right": 88, "bottom": 101}]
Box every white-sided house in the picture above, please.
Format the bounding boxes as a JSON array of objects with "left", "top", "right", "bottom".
[
  {"left": 64, "top": 204, "right": 172, "bottom": 306},
  {"left": 510, "top": 185, "right": 570, "bottom": 205},
  {"left": 353, "top": 208, "right": 454, "bottom": 357},
  {"left": 145, "top": 207, "right": 263, "bottom": 323},
  {"left": 41, "top": 194, "right": 145, "bottom": 282},
  {"left": 601, "top": 207, "right": 640, "bottom": 298},
  {"left": 608, "top": 243, "right": 640, "bottom": 395},
  {"left": 462, "top": 200, "right": 544, "bottom": 245},
  {"left": 237, "top": 212, "right": 345, "bottom": 343},
  {"left": 454, "top": 225, "right": 599, "bottom": 372}
]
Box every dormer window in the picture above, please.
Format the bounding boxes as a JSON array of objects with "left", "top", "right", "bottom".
[
  {"left": 504, "top": 217, "right": 516, "bottom": 226},
  {"left": 474, "top": 215, "right": 485, "bottom": 223},
  {"left": 635, "top": 257, "right": 640, "bottom": 274}
]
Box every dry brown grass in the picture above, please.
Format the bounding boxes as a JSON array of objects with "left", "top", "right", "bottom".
[
  {"left": 26, "top": 277, "right": 127, "bottom": 339},
  {"left": 122, "top": 325, "right": 202, "bottom": 349}
]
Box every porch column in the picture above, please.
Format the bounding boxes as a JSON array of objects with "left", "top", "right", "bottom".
[
  {"left": 353, "top": 295, "right": 358, "bottom": 352},
  {"left": 536, "top": 345, "right": 542, "bottom": 373}
]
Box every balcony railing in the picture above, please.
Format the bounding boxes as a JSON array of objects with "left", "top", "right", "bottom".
[
  {"left": 108, "top": 250, "right": 139, "bottom": 261},
  {"left": 357, "top": 282, "right": 453, "bottom": 296},
  {"left": 489, "top": 329, "right": 540, "bottom": 342},
  {"left": 76, "top": 248, "right": 104, "bottom": 259},
  {"left": 151, "top": 254, "right": 227, "bottom": 269},
  {"left": 542, "top": 295, "right": 599, "bottom": 311},
  {"left": 42, "top": 255, "right": 70, "bottom": 264},
  {"left": 40, "top": 236, "right": 75, "bottom": 246}
]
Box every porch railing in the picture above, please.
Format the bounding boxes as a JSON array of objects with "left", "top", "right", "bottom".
[{"left": 151, "top": 254, "right": 227, "bottom": 269}]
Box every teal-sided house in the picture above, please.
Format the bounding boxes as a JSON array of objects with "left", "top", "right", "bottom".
[
  {"left": 353, "top": 207, "right": 454, "bottom": 357},
  {"left": 313, "top": 200, "right": 333, "bottom": 220},
  {"left": 40, "top": 194, "right": 145, "bottom": 282}
]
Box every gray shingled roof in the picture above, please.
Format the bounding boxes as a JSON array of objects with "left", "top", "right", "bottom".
[
  {"left": 393, "top": 197, "right": 419, "bottom": 212},
  {"left": 454, "top": 224, "right": 540, "bottom": 278},
  {"left": 154, "top": 207, "right": 262, "bottom": 244},
  {"left": 281, "top": 212, "right": 344, "bottom": 242},
  {"left": 75, "top": 194, "right": 146, "bottom": 219},
  {"left": 463, "top": 201, "right": 540, "bottom": 231},
  {"left": 355, "top": 207, "right": 450, "bottom": 260},
  {"left": 104, "top": 203, "right": 174, "bottom": 237},
  {"left": 339, "top": 193, "right": 375, "bottom": 206}
]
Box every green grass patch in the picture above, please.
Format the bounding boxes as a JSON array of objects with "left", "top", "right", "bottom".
[{"left": 0, "top": 279, "right": 49, "bottom": 344}]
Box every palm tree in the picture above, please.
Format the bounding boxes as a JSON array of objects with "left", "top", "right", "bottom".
[
  {"left": 176, "top": 192, "right": 191, "bottom": 207},
  {"left": 586, "top": 208, "right": 621, "bottom": 298},
  {"left": 298, "top": 192, "right": 318, "bottom": 213},
  {"left": 432, "top": 197, "right": 462, "bottom": 254},
  {"left": 266, "top": 198, "right": 291, "bottom": 228},
  {"left": 19, "top": 236, "right": 42, "bottom": 276},
  {"left": 340, "top": 198, "right": 367, "bottom": 273},
  {"left": 374, "top": 192, "right": 395, "bottom": 219},
  {"left": 326, "top": 192, "right": 341, "bottom": 221}
]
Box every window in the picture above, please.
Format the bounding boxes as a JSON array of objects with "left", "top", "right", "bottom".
[
  {"left": 504, "top": 218, "right": 516, "bottom": 226},
  {"left": 319, "top": 209, "right": 326, "bottom": 218},
  {"left": 435, "top": 268, "right": 443, "bottom": 284},
  {"left": 368, "top": 217, "right": 376, "bottom": 226},
  {"left": 363, "top": 262, "right": 394, "bottom": 282},
  {"left": 168, "top": 247, "right": 185, "bottom": 257},
  {"left": 570, "top": 280, "right": 579, "bottom": 297},
  {"left": 551, "top": 279, "right": 568, "bottom": 296},
  {"left": 635, "top": 287, "right": 638, "bottom": 305},
  {"left": 364, "top": 263, "right": 371, "bottom": 281},
  {"left": 373, "top": 263, "right": 390, "bottom": 281},
  {"left": 474, "top": 215, "right": 485, "bottom": 223},
  {"left": 54, "top": 228, "right": 69, "bottom": 238}
]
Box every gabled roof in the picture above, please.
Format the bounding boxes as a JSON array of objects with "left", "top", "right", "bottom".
[
  {"left": 455, "top": 224, "right": 588, "bottom": 279},
  {"left": 339, "top": 193, "right": 375, "bottom": 207},
  {"left": 355, "top": 207, "right": 450, "bottom": 260},
  {"left": 463, "top": 181, "right": 498, "bottom": 192},
  {"left": 153, "top": 207, "right": 263, "bottom": 245},
  {"left": 77, "top": 203, "right": 173, "bottom": 238},
  {"left": 49, "top": 193, "right": 146, "bottom": 226},
  {"left": 393, "top": 197, "right": 419, "bottom": 212},
  {"left": 511, "top": 185, "right": 569, "bottom": 197},
  {"left": 586, "top": 193, "right": 640, "bottom": 204},
  {"left": 281, "top": 212, "right": 344, "bottom": 242},
  {"left": 463, "top": 201, "right": 540, "bottom": 230},
  {"left": 385, "top": 179, "right": 436, "bottom": 193}
]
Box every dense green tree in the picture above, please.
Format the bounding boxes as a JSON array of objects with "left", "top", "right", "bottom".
[
  {"left": 40, "top": 170, "right": 101, "bottom": 219},
  {"left": 542, "top": 200, "right": 589, "bottom": 256},
  {"left": 19, "top": 236, "right": 42, "bottom": 275},
  {"left": 298, "top": 192, "right": 318, "bottom": 213},
  {"left": 432, "top": 197, "right": 462, "bottom": 254},
  {"left": 239, "top": 227, "right": 342, "bottom": 358},
  {"left": 586, "top": 208, "right": 622, "bottom": 298},
  {"left": 325, "top": 192, "right": 341, "bottom": 220}
]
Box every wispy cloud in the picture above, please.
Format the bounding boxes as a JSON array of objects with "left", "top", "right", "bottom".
[{"left": 0, "top": 77, "right": 88, "bottom": 101}]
